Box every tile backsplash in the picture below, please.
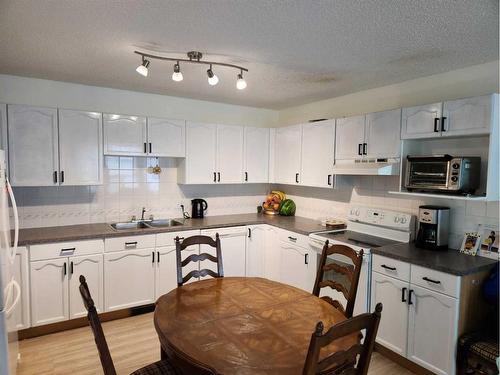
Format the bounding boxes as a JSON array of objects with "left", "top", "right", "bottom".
[{"left": 12, "top": 158, "right": 499, "bottom": 251}]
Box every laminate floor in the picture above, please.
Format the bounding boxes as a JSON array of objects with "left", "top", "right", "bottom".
[{"left": 17, "top": 313, "right": 415, "bottom": 375}]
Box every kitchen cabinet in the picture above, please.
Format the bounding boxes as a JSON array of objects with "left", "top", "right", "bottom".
[
  {"left": 12, "top": 247, "right": 30, "bottom": 330},
  {"left": 245, "top": 225, "right": 267, "bottom": 277},
  {"left": 442, "top": 95, "right": 493, "bottom": 136},
  {"left": 7, "top": 105, "right": 59, "bottom": 186},
  {"left": 58, "top": 109, "right": 103, "bottom": 185},
  {"left": 201, "top": 227, "right": 246, "bottom": 277},
  {"left": 300, "top": 120, "right": 335, "bottom": 187},
  {"left": 147, "top": 117, "right": 185, "bottom": 157},
  {"left": 335, "top": 115, "right": 365, "bottom": 160},
  {"left": 278, "top": 241, "right": 312, "bottom": 291},
  {"left": 275, "top": 124, "right": 302, "bottom": 184},
  {"left": 104, "top": 248, "right": 155, "bottom": 311},
  {"left": 371, "top": 271, "right": 409, "bottom": 356},
  {"left": 401, "top": 103, "right": 442, "bottom": 140},
  {"left": 179, "top": 122, "right": 217, "bottom": 184},
  {"left": 103, "top": 114, "right": 147, "bottom": 156},
  {"left": 407, "top": 285, "right": 458, "bottom": 375},
  {"left": 68, "top": 254, "right": 104, "bottom": 319},
  {"left": 365, "top": 109, "right": 401, "bottom": 158},
  {"left": 155, "top": 246, "right": 177, "bottom": 298},
  {"left": 30, "top": 258, "right": 69, "bottom": 326},
  {"left": 244, "top": 127, "right": 269, "bottom": 183},
  {"left": 217, "top": 124, "right": 244, "bottom": 183}
]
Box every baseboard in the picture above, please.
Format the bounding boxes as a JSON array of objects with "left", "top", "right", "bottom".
[
  {"left": 375, "top": 343, "right": 437, "bottom": 375},
  {"left": 18, "top": 304, "right": 155, "bottom": 340}
]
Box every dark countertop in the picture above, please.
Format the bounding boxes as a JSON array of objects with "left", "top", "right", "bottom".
[
  {"left": 372, "top": 242, "right": 498, "bottom": 276},
  {"left": 17, "top": 213, "right": 327, "bottom": 246}
]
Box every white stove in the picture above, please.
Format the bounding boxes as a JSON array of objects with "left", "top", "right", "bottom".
[{"left": 309, "top": 206, "right": 415, "bottom": 315}]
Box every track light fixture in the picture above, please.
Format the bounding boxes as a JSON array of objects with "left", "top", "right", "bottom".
[{"left": 134, "top": 51, "right": 248, "bottom": 89}]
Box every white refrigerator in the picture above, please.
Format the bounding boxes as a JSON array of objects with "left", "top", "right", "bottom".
[{"left": 0, "top": 149, "right": 20, "bottom": 375}]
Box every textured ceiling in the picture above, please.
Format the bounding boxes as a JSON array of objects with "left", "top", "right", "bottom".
[{"left": 0, "top": 0, "right": 498, "bottom": 109}]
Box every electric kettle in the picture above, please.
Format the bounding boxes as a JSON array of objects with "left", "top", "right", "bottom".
[{"left": 191, "top": 199, "right": 208, "bottom": 219}]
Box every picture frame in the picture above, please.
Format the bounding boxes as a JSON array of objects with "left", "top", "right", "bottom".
[{"left": 460, "top": 232, "right": 481, "bottom": 256}]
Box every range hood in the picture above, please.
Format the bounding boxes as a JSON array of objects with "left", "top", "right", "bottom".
[{"left": 332, "top": 158, "right": 400, "bottom": 176}]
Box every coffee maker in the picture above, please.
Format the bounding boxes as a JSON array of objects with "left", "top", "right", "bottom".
[
  {"left": 416, "top": 205, "right": 450, "bottom": 250},
  {"left": 191, "top": 199, "right": 208, "bottom": 219}
]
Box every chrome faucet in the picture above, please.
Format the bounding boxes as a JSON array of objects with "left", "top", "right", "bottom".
[{"left": 141, "top": 207, "right": 147, "bottom": 221}]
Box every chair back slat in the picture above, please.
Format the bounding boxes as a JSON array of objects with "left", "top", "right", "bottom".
[
  {"left": 79, "top": 275, "right": 117, "bottom": 375},
  {"left": 313, "top": 241, "right": 363, "bottom": 318},
  {"left": 175, "top": 234, "right": 224, "bottom": 287},
  {"left": 303, "top": 303, "right": 383, "bottom": 375}
]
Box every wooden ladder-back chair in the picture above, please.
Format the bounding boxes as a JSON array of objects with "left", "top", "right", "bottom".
[
  {"left": 175, "top": 234, "right": 224, "bottom": 286},
  {"left": 303, "top": 303, "right": 383, "bottom": 375},
  {"left": 313, "top": 240, "right": 364, "bottom": 318}
]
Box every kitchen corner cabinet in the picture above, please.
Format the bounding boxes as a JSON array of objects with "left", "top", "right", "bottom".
[
  {"left": 300, "top": 120, "right": 335, "bottom": 187},
  {"left": 147, "top": 117, "right": 185, "bottom": 157},
  {"left": 335, "top": 115, "right": 365, "bottom": 160},
  {"left": 7, "top": 105, "right": 59, "bottom": 186},
  {"left": 244, "top": 127, "right": 269, "bottom": 183},
  {"left": 103, "top": 114, "right": 147, "bottom": 156},
  {"left": 275, "top": 124, "right": 302, "bottom": 184}
]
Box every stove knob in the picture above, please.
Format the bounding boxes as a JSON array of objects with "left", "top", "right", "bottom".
[
  {"left": 400, "top": 217, "right": 407, "bottom": 224},
  {"left": 451, "top": 176, "right": 458, "bottom": 183},
  {"left": 452, "top": 163, "right": 460, "bottom": 169},
  {"left": 394, "top": 216, "right": 400, "bottom": 223},
  {"left": 355, "top": 209, "right": 360, "bottom": 216}
]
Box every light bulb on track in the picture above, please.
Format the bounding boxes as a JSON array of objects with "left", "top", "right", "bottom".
[
  {"left": 236, "top": 72, "right": 247, "bottom": 90},
  {"left": 172, "top": 62, "right": 183, "bottom": 82},
  {"left": 207, "top": 65, "right": 219, "bottom": 86},
  {"left": 135, "top": 57, "right": 150, "bottom": 77}
]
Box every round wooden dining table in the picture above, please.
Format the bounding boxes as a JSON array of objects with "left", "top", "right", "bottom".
[{"left": 154, "top": 277, "right": 359, "bottom": 375}]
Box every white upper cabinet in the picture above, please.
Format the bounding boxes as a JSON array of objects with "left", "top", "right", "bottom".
[
  {"left": 243, "top": 127, "right": 269, "bottom": 183},
  {"left": 335, "top": 115, "right": 365, "bottom": 160},
  {"left": 300, "top": 120, "right": 335, "bottom": 187},
  {"left": 275, "top": 124, "right": 302, "bottom": 184},
  {"left": 217, "top": 124, "right": 244, "bottom": 183},
  {"left": 58, "top": 110, "right": 103, "bottom": 185},
  {"left": 180, "top": 122, "right": 217, "bottom": 184},
  {"left": 442, "top": 95, "right": 493, "bottom": 136},
  {"left": 365, "top": 109, "right": 402, "bottom": 158},
  {"left": 401, "top": 102, "right": 443, "bottom": 139},
  {"left": 103, "top": 114, "right": 147, "bottom": 156},
  {"left": 147, "top": 117, "right": 185, "bottom": 157},
  {"left": 8, "top": 105, "right": 59, "bottom": 186}
]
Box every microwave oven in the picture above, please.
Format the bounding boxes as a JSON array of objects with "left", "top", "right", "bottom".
[{"left": 405, "top": 155, "right": 480, "bottom": 194}]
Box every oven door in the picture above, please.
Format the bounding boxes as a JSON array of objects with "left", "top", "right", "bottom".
[{"left": 405, "top": 158, "right": 450, "bottom": 190}]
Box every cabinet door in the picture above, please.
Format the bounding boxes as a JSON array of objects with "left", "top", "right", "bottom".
[
  {"left": 442, "top": 95, "right": 492, "bottom": 136},
  {"left": 371, "top": 272, "right": 409, "bottom": 356},
  {"left": 275, "top": 125, "right": 302, "bottom": 184},
  {"left": 103, "top": 114, "right": 147, "bottom": 156},
  {"left": 7, "top": 105, "right": 59, "bottom": 186},
  {"left": 155, "top": 246, "right": 177, "bottom": 298},
  {"left": 183, "top": 122, "right": 217, "bottom": 184},
  {"left": 69, "top": 254, "right": 103, "bottom": 319},
  {"left": 201, "top": 227, "right": 246, "bottom": 277},
  {"left": 217, "top": 125, "right": 244, "bottom": 183},
  {"left": 365, "top": 109, "right": 401, "bottom": 158},
  {"left": 407, "top": 285, "right": 458, "bottom": 375},
  {"left": 245, "top": 226, "right": 266, "bottom": 277},
  {"left": 147, "top": 117, "right": 185, "bottom": 157},
  {"left": 13, "top": 247, "right": 30, "bottom": 330},
  {"left": 401, "top": 103, "right": 442, "bottom": 139},
  {"left": 104, "top": 248, "right": 155, "bottom": 311},
  {"left": 335, "top": 115, "right": 365, "bottom": 160},
  {"left": 278, "top": 241, "right": 311, "bottom": 291},
  {"left": 58, "top": 110, "right": 103, "bottom": 185},
  {"left": 30, "top": 258, "right": 68, "bottom": 326},
  {"left": 243, "top": 127, "right": 269, "bottom": 183},
  {"left": 264, "top": 226, "right": 280, "bottom": 282},
  {"left": 300, "top": 120, "right": 335, "bottom": 187}
]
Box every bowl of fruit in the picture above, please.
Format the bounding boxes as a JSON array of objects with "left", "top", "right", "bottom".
[{"left": 262, "top": 191, "right": 286, "bottom": 215}]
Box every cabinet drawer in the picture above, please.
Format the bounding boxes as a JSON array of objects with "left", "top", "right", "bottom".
[
  {"left": 410, "top": 265, "right": 459, "bottom": 298},
  {"left": 201, "top": 226, "right": 247, "bottom": 238},
  {"left": 104, "top": 235, "right": 155, "bottom": 252},
  {"left": 278, "top": 230, "right": 309, "bottom": 249},
  {"left": 30, "top": 239, "right": 104, "bottom": 261},
  {"left": 372, "top": 254, "right": 410, "bottom": 282},
  {"left": 156, "top": 230, "right": 200, "bottom": 247}
]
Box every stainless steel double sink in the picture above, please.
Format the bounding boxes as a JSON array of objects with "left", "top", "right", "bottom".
[{"left": 110, "top": 219, "right": 184, "bottom": 231}]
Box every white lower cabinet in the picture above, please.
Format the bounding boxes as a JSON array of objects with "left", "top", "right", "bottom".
[
  {"left": 407, "top": 285, "right": 458, "bottom": 375},
  {"left": 246, "top": 225, "right": 267, "bottom": 277},
  {"left": 201, "top": 227, "right": 246, "bottom": 277},
  {"left": 155, "top": 246, "right": 177, "bottom": 298},
  {"left": 104, "top": 248, "right": 155, "bottom": 311},
  {"left": 278, "top": 238, "right": 313, "bottom": 292},
  {"left": 69, "top": 254, "right": 104, "bottom": 319}
]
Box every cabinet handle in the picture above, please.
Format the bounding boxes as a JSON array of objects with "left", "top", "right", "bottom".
[
  {"left": 61, "top": 171, "right": 65, "bottom": 183},
  {"left": 408, "top": 289, "right": 414, "bottom": 305},
  {"left": 70, "top": 261, "right": 74, "bottom": 274},
  {"left": 381, "top": 264, "right": 396, "bottom": 271},
  {"left": 288, "top": 236, "right": 297, "bottom": 242},
  {"left": 213, "top": 172, "right": 217, "bottom": 182},
  {"left": 441, "top": 117, "right": 447, "bottom": 132},
  {"left": 177, "top": 237, "right": 185, "bottom": 241},
  {"left": 125, "top": 241, "right": 138, "bottom": 247},
  {"left": 401, "top": 287, "right": 407, "bottom": 303},
  {"left": 327, "top": 174, "right": 332, "bottom": 186},
  {"left": 422, "top": 276, "right": 441, "bottom": 284},
  {"left": 144, "top": 142, "right": 147, "bottom": 153},
  {"left": 152, "top": 251, "right": 155, "bottom": 263},
  {"left": 248, "top": 228, "right": 251, "bottom": 238},
  {"left": 149, "top": 142, "right": 152, "bottom": 153},
  {"left": 157, "top": 251, "right": 160, "bottom": 263},
  {"left": 53, "top": 171, "right": 58, "bottom": 183},
  {"left": 63, "top": 262, "right": 67, "bottom": 276},
  {"left": 434, "top": 118, "right": 440, "bottom": 132},
  {"left": 358, "top": 143, "right": 363, "bottom": 155},
  {"left": 217, "top": 172, "right": 220, "bottom": 182},
  {"left": 61, "top": 247, "right": 76, "bottom": 252},
  {"left": 362, "top": 143, "right": 367, "bottom": 155},
  {"left": 304, "top": 254, "right": 308, "bottom": 265},
  {"left": 295, "top": 173, "right": 299, "bottom": 183},
  {"left": 245, "top": 172, "right": 248, "bottom": 182}
]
